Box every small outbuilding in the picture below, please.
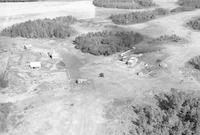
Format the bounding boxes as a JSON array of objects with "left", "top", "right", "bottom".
[{"left": 29, "top": 62, "right": 41, "bottom": 69}]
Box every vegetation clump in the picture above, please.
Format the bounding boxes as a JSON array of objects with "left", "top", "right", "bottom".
[
  {"left": 93, "top": 0, "right": 155, "bottom": 9},
  {"left": 110, "top": 8, "right": 169, "bottom": 25},
  {"left": 1, "top": 16, "right": 77, "bottom": 38},
  {"left": 187, "top": 17, "right": 200, "bottom": 30},
  {"left": 151, "top": 34, "right": 184, "bottom": 43},
  {"left": 106, "top": 89, "right": 200, "bottom": 135},
  {"left": 170, "top": 6, "right": 195, "bottom": 13},
  {"left": 187, "top": 55, "right": 200, "bottom": 70},
  {"left": 178, "top": 0, "right": 200, "bottom": 8},
  {"left": 73, "top": 31, "right": 144, "bottom": 56},
  {"left": 0, "top": 72, "right": 8, "bottom": 89}
]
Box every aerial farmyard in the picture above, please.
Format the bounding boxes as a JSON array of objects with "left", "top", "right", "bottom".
[{"left": 1, "top": 0, "right": 200, "bottom": 135}]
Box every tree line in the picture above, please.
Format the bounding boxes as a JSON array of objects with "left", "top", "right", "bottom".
[
  {"left": 1, "top": 16, "right": 77, "bottom": 38},
  {"left": 93, "top": 0, "right": 155, "bottom": 9},
  {"left": 110, "top": 8, "right": 169, "bottom": 25}
]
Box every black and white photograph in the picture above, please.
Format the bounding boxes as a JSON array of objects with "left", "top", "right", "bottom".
[{"left": 0, "top": 0, "right": 200, "bottom": 135}]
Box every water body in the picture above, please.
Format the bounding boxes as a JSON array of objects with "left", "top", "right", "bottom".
[{"left": 0, "top": 1, "right": 95, "bottom": 30}]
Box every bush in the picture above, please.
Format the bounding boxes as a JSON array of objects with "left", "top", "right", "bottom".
[
  {"left": 178, "top": 0, "right": 200, "bottom": 8},
  {"left": 93, "top": 0, "right": 155, "bottom": 9},
  {"left": 110, "top": 8, "right": 168, "bottom": 25},
  {"left": 187, "top": 56, "right": 200, "bottom": 70},
  {"left": 73, "top": 31, "right": 144, "bottom": 56},
  {"left": 187, "top": 17, "right": 200, "bottom": 30},
  {"left": 1, "top": 16, "right": 77, "bottom": 38}
]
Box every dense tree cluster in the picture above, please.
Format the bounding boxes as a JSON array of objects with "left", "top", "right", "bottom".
[
  {"left": 110, "top": 8, "right": 169, "bottom": 25},
  {"left": 1, "top": 16, "right": 77, "bottom": 38},
  {"left": 132, "top": 89, "right": 200, "bottom": 135},
  {"left": 178, "top": 0, "right": 200, "bottom": 8},
  {"left": 187, "top": 17, "right": 200, "bottom": 30},
  {"left": 93, "top": 0, "right": 155, "bottom": 9},
  {"left": 73, "top": 31, "right": 144, "bottom": 56}
]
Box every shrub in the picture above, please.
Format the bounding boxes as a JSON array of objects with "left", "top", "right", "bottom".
[
  {"left": 73, "top": 31, "right": 144, "bottom": 56},
  {"left": 187, "top": 56, "right": 200, "bottom": 70},
  {"left": 93, "top": 0, "right": 155, "bottom": 9},
  {"left": 178, "top": 0, "right": 200, "bottom": 8},
  {"left": 1, "top": 16, "right": 77, "bottom": 38},
  {"left": 187, "top": 17, "right": 200, "bottom": 30},
  {"left": 110, "top": 8, "right": 168, "bottom": 25}
]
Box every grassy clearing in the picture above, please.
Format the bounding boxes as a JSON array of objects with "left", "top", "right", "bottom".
[
  {"left": 110, "top": 8, "right": 169, "bottom": 25},
  {"left": 1, "top": 16, "right": 77, "bottom": 39},
  {"left": 93, "top": 0, "right": 155, "bottom": 9},
  {"left": 105, "top": 89, "right": 200, "bottom": 135},
  {"left": 73, "top": 31, "right": 144, "bottom": 56}
]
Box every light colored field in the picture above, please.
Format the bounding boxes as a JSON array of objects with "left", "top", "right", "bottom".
[{"left": 0, "top": 1, "right": 95, "bottom": 30}]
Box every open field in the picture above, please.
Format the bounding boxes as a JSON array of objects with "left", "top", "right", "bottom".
[{"left": 1, "top": 0, "right": 200, "bottom": 135}]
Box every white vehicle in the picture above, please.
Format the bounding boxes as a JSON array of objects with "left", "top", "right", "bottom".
[
  {"left": 29, "top": 62, "right": 41, "bottom": 69},
  {"left": 24, "top": 44, "right": 32, "bottom": 50}
]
